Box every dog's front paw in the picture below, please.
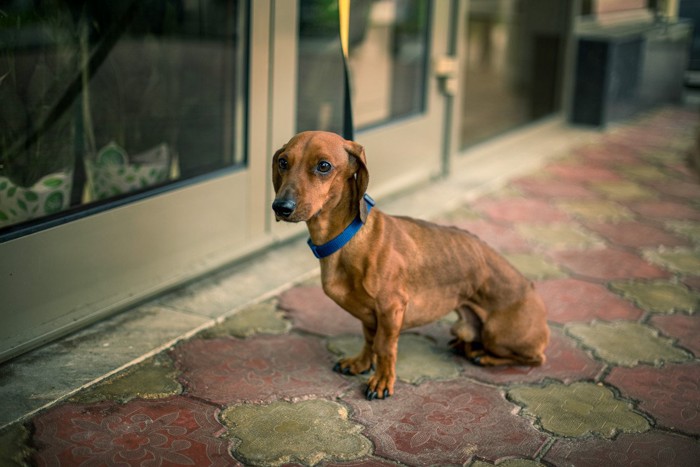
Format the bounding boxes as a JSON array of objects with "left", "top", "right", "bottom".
[{"left": 365, "top": 373, "right": 394, "bottom": 401}]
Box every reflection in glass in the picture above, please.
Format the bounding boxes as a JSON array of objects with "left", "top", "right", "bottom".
[
  {"left": 297, "top": 0, "right": 430, "bottom": 133},
  {"left": 460, "top": 0, "right": 569, "bottom": 148},
  {"left": 0, "top": 0, "right": 247, "bottom": 231}
]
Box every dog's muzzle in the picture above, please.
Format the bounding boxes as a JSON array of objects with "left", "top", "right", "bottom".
[{"left": 272, "top": 198, "right": 296, "bottom": 219}]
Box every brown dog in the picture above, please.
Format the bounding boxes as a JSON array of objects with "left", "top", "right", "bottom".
[{"left": 272, "top": 131, "right": 549, "bottom": 400}]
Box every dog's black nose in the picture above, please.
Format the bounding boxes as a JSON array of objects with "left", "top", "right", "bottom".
[{"left": 272, "top": 198, "right": 296, "bottom": 218}]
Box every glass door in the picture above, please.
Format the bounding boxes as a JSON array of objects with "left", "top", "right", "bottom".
[
  {"left": 459, "top": 0, "right": 571, "bottom": 148},
  {"left": 0, "top": 0, "right": 271, "bottom": 362},
  {"left": 293, "top": 0, "right": 451, "bottom": 199}
]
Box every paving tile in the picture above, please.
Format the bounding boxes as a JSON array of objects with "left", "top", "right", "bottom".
[
  {"left": 684, "top": 275, "right": 700, "bottom": 290},
  {"left": 644, "top": 247, "right": 700, "bottom": 276},
  {"left": 345, "top": 380, "right": 548, "bottom": 466},
  {"left": 0, "top": 423, "right": 31, "bottom": 467},
  {"left": 512, "top": 177, "right": 599, "bottom": 199},
  {"left": 71, "top": 354, "right": 181, "bottom": 404},
  {"left": 590, "top": 180, "right": 658, "bottom": 201},
  {"left": 629, "top": 200, "right": 700, "bottom": 221},
  {"left": 536, "top": 278, "right": 643, "bottom": 324},
  {"left": 450, "top": 219, "right": 532, "bottom": 253},
  {"left": 574, "top": 142, "right": 642, "bottom": 166},
  {"left": 544, "top": 431, "right": 700, "bottom": 467},
  {"left": 324, "top": 459, "right": 399, "bottom": 467},
  {"left": 545, "top": 163, "right": 622, "bottom": 183},
  {"left": 644, "top": 179, "right": 700, "bottom": 199},
  {"left": 618, "top": 164, "right": 673, "bottom": 181},
  {"left": 221, "top": 399, "right": 371, "bottom": 466},
  {"left": 32, "top": 397, "right": 232, "bottom": 466},
  {"left": 650, "top": 313, "right": 700, "bottom": 356},
  {"left": 327, "top": 333, "right": 462, "bottom": 384},
  {"left": 641, "top": 148, "right": 693, "bottom": 165},
  {"left": 471, "top": 459, "right": 546, "bottom": 467},
  {"left": 473, "top": 198, "right": 569, "bottom": 223},
  {"left": 557, "top": 200, "right": 635, "bottom": 222},
  {"left": 583, "top": 220, "right": 689, "bottom": 249},
  {"left": 609, "top": 280, "right": 699, "bottom": 314},
  {"left": 172, "top": 335, "right": 352, "bottom": 404},
  {"left": 668, "top": 161, "right": 700, "bottom": 181},
  {"left": 508, "top": 381, "right": 649, "bottom": 438},
  {"left": 460, "top": 328, "right": 604, "bottom": 385},
  {"left": 665, "top": 220, "right": 700, "bottom": 244},
  {"left": 607, "top": 363, "right": 700, "bottom": 435},
  {"left": 503, "top": 254, "right": 568, "bottom": 281},
  {"left": 437, "top": 205, "right": 483, "bottom": 223},
  {"left": 517, "top": 224, "right": 605, "bottom": 251},
  {"left": 277, "top": 285, "right": 362, "bottom": 337},
  {"left": 565, "top": 321, "right": 692, "bottom": 367},
  {"left": 202, "top": 299, "right": 291, "bottom": 338},
  {"left": 551, "top": 248, "right": 669, "bottom": 281}
]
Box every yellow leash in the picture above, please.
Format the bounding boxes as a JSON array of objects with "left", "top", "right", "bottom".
[
  {"left": 338, "top": 0, "right": 354, "bottom": 140},
  {"left": 338, "top": 0, "right": 350, "bottom": 59}
]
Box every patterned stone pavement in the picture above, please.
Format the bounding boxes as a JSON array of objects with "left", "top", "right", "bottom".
[{"left": 2, "top": 108, "right": 700, "bottom": 466}]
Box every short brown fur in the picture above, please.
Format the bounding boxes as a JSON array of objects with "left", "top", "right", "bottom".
[{"left": 272, "top": 131, "right": 549, "bottom": 400}]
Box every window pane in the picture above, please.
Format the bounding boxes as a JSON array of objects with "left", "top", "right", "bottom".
[
  {"left": 460, "top": 0, "right": 569, "bottom": 148},
  {"left": 296, "top": 0, "right": 430, "bottom": 133},
  {"left": 297, "top": 0, "right": 345, "bottom": 134},
  {"left": 0, "top": 0, "right": 247, "bottom": 233},
  {"left": 348, "top": 0, "right": 430, "bottom": 129}
]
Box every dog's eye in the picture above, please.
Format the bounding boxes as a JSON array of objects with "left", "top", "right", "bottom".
[
  {"left": 317, "top": 161, "right": 332, "bottom": 173},
  {"left": 278, "top": 158, "right": 288, "bottom": 170}
]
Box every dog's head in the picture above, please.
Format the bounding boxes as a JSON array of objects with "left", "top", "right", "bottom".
[{"left": 272, "top": 131, "right": 369, "bottom": 223}]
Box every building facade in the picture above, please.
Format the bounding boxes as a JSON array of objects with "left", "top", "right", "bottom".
[{"left": 0, "top": 0, "right": 688, "bottom": 361}]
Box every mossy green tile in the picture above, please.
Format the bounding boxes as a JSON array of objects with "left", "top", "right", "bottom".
[
  {"left": 203, "top": 299, "right": 291, "bottom": 338},
  {"left": 557, "top": 200, "right": 635, "bottom": 222},
  {"left": 508, "top": 381, "right": 649, "bottom": 438},
  {"left": 609, "top": 280, "right": 699, "bottom": 314},
  {"left": 71, "top": 354, "right": 181, "bottom": 403},
  {"left": 471, "top": 460, "right": 546, "bottom": 467},
  {"left": 0, "top": 424, "right": 31, "bottom": 467},
  {"left": 590, "top": 181, "right": 657, "bottom": 201},
  {"left": 503, "top": 253, "right": 568, "bottom": 280},
  {"left": 327, "top": 333, "right": 460, "bottom": 383},
  {"left": 619, "top": 165, "right": 669, "bottom": 181},
  {"left": 644, "top": 247, "right": 700, "bottom": 276},
  {"left": 440, "top": 205, "right": 483, "bottom": 223},
  {"left": 566, "top": 321, "right": 692, "bottom": 367},
  {"left": 664, "top": 221, "right": 700, "bottom": 244},
  {"left": 641, "top": 149, "right": 685, "bottom": 163},
  {"left": 517, "top": 224, "right": 605, "bottom": 250},
  {"left": 222, "top": 399, "right": 371, "bottom": 466}
]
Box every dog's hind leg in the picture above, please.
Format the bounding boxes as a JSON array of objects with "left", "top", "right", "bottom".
[{"left": 450, "top": 306, "right": 484, "bottom": 358}]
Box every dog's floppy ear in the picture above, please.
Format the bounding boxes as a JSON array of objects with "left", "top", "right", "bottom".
[
  {"left": 344, "top": 140, "right": 370, "bottom": 222},
  {"left": 271, "top": 145, "right": 286, "bottom": 193}
]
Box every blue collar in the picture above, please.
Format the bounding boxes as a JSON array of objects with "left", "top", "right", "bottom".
[{"left": 307, "top": 194, "right": 375, "bottom": 259}]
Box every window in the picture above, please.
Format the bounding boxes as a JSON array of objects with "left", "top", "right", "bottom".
[
  {"left": 297, "top": 0, "right": 430, "bottom": 133},
  {"left": 0, "top": 0, "right": 247, "bottom": 234}
]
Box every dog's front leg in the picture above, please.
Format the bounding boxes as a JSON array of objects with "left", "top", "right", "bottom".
[{"left": 365, "top": 300, "right": 404, "bottom": 400}]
